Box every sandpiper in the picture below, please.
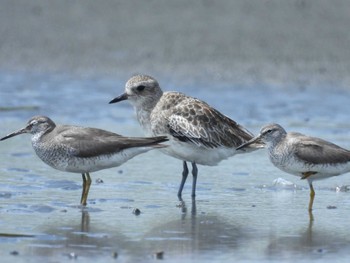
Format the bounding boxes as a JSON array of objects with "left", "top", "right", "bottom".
[
  {"left": 0, "top": 115, "right": 168, "bottom": 206},
  {"left": 237, "top": 123, "right": 350, "bottom": 211},
  {"left": 109, "top": 74, "right": 263, "bottom": 198}
]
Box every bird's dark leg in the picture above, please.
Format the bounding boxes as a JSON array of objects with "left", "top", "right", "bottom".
[
  {"left": 80, "top": 173, "right": 86, "bottom": 205},
  {"left": 178, "top": 161, "right": 189, "bottom": 198},
  {"left": 191, "top": 162, "right": 198, "bottom": 199},
  {"left": 308, "top": 180, "right": 315, "bottom": 212},
  {"left": 80, "top": 173, "right": 92, "bottom": 206}
]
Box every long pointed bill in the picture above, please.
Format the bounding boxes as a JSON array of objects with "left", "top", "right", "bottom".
[
  {"left": 0, "top": 127, "right": 28, "bottom": 141},
  {"left": 109, "top": 92, "right": 128, "bottom": 104},
  {"left": 236, "top": 135, "right": 262, "bottom": 151}
]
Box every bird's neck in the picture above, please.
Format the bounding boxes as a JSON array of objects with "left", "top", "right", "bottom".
[
  {"left": 31, "top": 129, "right": 52, "bottom": 147},
  {"left": 136, "top": 107, "right": 153, "bottom": 134},
  {"left": 134, "top": 95, "right": 162, "bottom": 134},
  {"left": 31, "top": 132, "right": 43, "bottom": 144},
  {"left": 267, "top": 134, "right": 287, "bottom": 156}
]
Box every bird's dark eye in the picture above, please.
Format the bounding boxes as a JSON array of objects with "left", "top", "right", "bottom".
[
  {"left": 136, "top": 85, "right": 146, "bottom": 92},
  {"left": 265, "top": 129, "right": 272, "bottom": 134}
]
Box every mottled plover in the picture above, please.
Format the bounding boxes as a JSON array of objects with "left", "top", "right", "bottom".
[{"left": 109, "top": 74, "right": 263, "bottom": 198}]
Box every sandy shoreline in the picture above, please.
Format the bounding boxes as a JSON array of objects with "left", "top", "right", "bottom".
[{"left": 1, "top": 0, "right": 350, "bottom": 87}]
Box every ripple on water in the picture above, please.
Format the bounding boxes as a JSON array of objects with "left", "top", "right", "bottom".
[
  {"left": 5, "top": 204, "right": 55, "bottom": 214},
  {"left": 44, "top": 180, "right": 80, "bottom": 190},
  {"left": 11, "top": 152, "right": 32, "bottom": 158},
  {"left": 0, "top": 192, "right": 12, "bottom": 198},
  {"left": 5, "top": 167, "right": 30, "bottom": 173}
]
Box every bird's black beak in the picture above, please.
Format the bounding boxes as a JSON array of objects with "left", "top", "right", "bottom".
[
  {"left": 109, "top": 92, "right": 128, "bottom": 104},
  {"left": 236, "top": 135, "right": 262, "bottom": 151},
  {"left": 0, "top": 127, "right": 29, "bottom": 141}
]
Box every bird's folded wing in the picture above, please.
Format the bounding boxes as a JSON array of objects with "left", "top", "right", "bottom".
[
  {"left": 294, "top": 138, "right": 350, "bottom": 165},
  {"left": 167, "top": 104, "right": 253, "bottom": 148},
  {"left": 57, "top": 127, "right": 164, "bottom": 158}
]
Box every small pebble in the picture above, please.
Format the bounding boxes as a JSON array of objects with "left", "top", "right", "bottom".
[
  {"left": 133, "top": 208, "right": 141, "bottom": 215},
  {"left": 68, "top": 252, "right": 78, "bottom": 259},
  {"left": 176, "top": 201, "right": 185, "bottom": 208},
  {"left": 327, "top": 205, "right": 337, "bottom": 209},
  {"left": 154, "top": 251, "right": 164, "bottom": 260},
  {"left": 96, "top": 178, "right": 104, "bottom": 184},
  {"left": 112, "top": 252, "right": 118, "bottom": 259},
  {"left": 118, "top": 170, "right": 123, "bottom": 174},
  {"left": 10, "top": 250, "right": 19, "bottom": 256}
]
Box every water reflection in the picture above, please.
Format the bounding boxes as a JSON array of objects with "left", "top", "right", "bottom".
[
  {"left": 142, "top": 199, "right": 248, "bottom": 259},
  {"left": 266, "top": 212, "right": 349, "bottom": 260},
  {"left": 28, "top": 200, "right": 251, "bottom": 261},
  {"left": 2, "top": 183, "right": 350, "bottom": 262},
  {"left": 29, "top": 209, "right": 127, "bottom": 260},
  {"left": 80, "top": 209, "right": 90, "bottom": 232},
  {"left": 177, "top": 197, "right": 197, "bottom": 218}
]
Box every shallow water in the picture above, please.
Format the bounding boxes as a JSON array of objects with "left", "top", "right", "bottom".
[{"left": 1, "top": 72, "right": 350, "bottom": 262}]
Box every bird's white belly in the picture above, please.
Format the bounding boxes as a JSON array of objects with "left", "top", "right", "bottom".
[
  {"left": 142, "top": 122, "right": 236, "bottom": 165},
  {"left": 160, "top": 139, "right": 236, "bottom": 166},
  {"left": 274, "top": 158, "right": 350, "bottom": 181},
  {"left": 36, "top": 147, "right": 150, "bottom": 174}
]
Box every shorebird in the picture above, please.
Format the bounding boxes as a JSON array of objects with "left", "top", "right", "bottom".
[
  {"left": 0, "top": 115, "right": 168, "bottom": 206},
  {"left": 109, "top": 74, "right": 263, "bottom": 198},
  {"left": 237, "top": 123, "right": 350, "bottom": 211}
]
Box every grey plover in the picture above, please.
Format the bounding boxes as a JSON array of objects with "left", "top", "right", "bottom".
[
  {"left": 109, "top": 74, "right": 263, "bottom": 198},
  {"left": 0, "top": 115, "right": 168, "bottom": 206},
  {"left": 237, "top": 123, "right": 350, "bottom": 211}
]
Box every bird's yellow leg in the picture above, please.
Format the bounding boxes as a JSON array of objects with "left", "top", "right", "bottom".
[
  {"left": 308, "top": 182, "right": 315, "bottom": 212},
  {"left": 308, "top": 209, "right": 314, "bottom": 222},
  {"left": 80, "top": 173, "right": 92, "bottom": 206}
]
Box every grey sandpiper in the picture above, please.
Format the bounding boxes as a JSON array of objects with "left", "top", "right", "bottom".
[
  {"left": 109, "top": 74, "right": 263, "bottom": 199},
  {"left": 0, "top": 115, "right": 168, "bottom": 206},
  {"left": 237, "top": 123, "right": 350, "bottom": 211}
]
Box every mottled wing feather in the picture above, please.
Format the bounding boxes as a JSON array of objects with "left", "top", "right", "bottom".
[
  {"left": 168, "top": 115, "right": 219, "bottom": 148},
  {"left": 294, "top": 136, "right": 350, "bottom": 165},
  {"left": 166, "top": 98, "right": 254, "bottom": 148},
  {"left": 55, "top": 126, "right": 166, "bottom": 158}
]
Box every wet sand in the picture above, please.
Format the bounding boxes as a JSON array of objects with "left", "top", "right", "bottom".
[{"left": 1, "top": 74, "right": 350, "bottom": 262}]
